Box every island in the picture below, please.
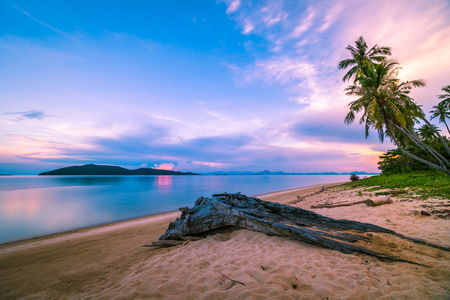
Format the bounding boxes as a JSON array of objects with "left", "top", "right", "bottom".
[{"left": 39, "top": 164, "right": 199, "bottom": 176}]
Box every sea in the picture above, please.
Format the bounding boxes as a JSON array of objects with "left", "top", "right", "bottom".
[{"left": 0, "top": 175, "right": 351, "bottom": 244}]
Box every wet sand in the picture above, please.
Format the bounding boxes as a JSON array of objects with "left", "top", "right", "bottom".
[{"left": 1, "top": 182, "right": 449, "bottom": 299}]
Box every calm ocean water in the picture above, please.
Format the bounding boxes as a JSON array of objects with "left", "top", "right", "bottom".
[{"left": 0, "top": 175, "right": 350, "bottom": 244}]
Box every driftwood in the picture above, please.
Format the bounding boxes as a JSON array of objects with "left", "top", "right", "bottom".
[
  {"left": 146, "top": 193, "right": 450, "bottom": 265},
  {"left": 312, "top": 197, "right": 393, "bottom": 209},
  {"left": 389, "top": 189, "right": 407, "bottom": 196},
  {"left": 365, "top": 197, "right": 393, "bottom": 207},
  {"left": 147, "top": 240, "right": 186, "bottom": 247},
  {"left": 219, "top": 272, "right": 246, "bottom": 290},
  {"left": 311, "top": 200, "right": 366, "bottom": 209},
  {"left": 142, "top": 236, "right": 203, "bottom": 247}
]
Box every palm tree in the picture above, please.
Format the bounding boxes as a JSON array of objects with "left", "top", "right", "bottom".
[
  {"left": 338, "top": 36, "right": 392, "bottom": 83},
  {"left": 344, "top": 60, "right": 424, "bottom": 145},
  {"left": 437, "top": 85, "right": 450, "bottom": 108},
  {"left": 430, "top": 101, "right": 450, "bottom": 134},
  {"left": 343, "top": 51, "right": 450, "bottom": 174},
  {"left": 418, "top": 124, "right": 440, "bottom": 144}
]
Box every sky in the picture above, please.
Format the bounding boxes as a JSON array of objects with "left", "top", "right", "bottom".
[{"left": 1, "top": 0, "right": 450, "bottom": 175}]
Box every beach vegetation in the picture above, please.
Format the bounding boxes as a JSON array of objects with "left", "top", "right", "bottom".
[
  {"left": 377, "top": 136, "right": 449, "bottom": 174},
  {"left": 430, "top": 88, "right": 450, "bottom": 134},
  {"left": 345, "top": 171, "right": 450, "bottom": 199},
  {"left": 350, "top": 173, "right": 360, "bottom": 182},
  {"left": 340, "top": 37, "right": 450, "bottom": 175}
]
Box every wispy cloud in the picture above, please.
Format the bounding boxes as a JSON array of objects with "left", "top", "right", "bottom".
[
  {"left": 316, "top": 4, "right": 342, "bottom": 32},
  {"left": 242, "top": 17, "right": 255, "bottom": 34},
  {"left": 4, "top": 110, "right": 47, "bottom": 121},
  {"left": 225, "top": 0, "right": 241, "bottom": 14},
  {"left": 13, "top": 4, "right": 75, "bottom": 40},
  {"left": 260, "top": 1, "right": 288, "bottom": 27},
  {"left": 288, "top": 7, "right": 316, "bottom": 40}
]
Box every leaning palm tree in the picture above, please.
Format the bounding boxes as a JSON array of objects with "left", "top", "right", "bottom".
[
  {"left": 338, "top": 36, "right": 392, "bottom": 83},
  {"left": 418, "top": 124, "right": 440, "bottom": 144},
  {"left": 344, "top": 60, "right": 423, "bottom": 144},
  {"left": 430, "top": 101, "right": 450, "bottom": 134},
  {"left": 344, "top": 59, "right": 450, "bottom": 175},
  {"left": 437, "top": 85, "right": 450, "bottom": 108}
]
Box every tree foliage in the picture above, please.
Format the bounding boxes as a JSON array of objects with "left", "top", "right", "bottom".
[
  {"left": 430, "top": 96, "right": 450, "bottom": 134},
  {"left": 350, "top": 173, "right": 360, "bottom": 182},
  {"left": 339, "top": 36, "right": 450, "bottom": 175},
  {"left": 338, "top": 36, "right": 391, "bottom": 83},
  {"left": 437, "top": 85, "right": 450, "bottom": 108},
  {"left": 378, "top": 136, "right": 450, "bottom": 174}
]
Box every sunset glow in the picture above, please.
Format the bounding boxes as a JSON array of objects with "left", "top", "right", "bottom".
[{"left": 1, "top": 0, "right": 449, "bottom": 174}]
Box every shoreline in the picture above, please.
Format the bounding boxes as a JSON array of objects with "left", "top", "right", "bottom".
[
  {"left": 0, "top": 182, "right": 344, "bottom": 254},
  {"left": 1, "top": 181, "right": 448, "bottom": 299}
]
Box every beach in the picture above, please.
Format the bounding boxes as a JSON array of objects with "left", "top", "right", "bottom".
[{"left": 0, "top": 182, "right": 449, "bottom": 299}]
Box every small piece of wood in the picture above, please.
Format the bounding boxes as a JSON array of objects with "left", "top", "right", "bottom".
[
  {"left": 365, "top": 197, "right": 393, "bottom": 207},
  {"left": 389, "top": 189, "right": 407, "bottom": 196},
  {"left": 179, "top": 236, "right": 204, "bottom": 241},
  {"left": 142, "top": 236, "right": 203, "bottom": 248},
  {"left": 219, "top": 271, "right": 245, "bottom": 290},
  {"left": 142, "top": 240, "right": 185, "bottom": 247},
  {"left": 311, "top": 200, "right": 366, "bottom": 209}
]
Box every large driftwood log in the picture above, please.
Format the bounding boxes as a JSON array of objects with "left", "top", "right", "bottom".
[{"left": 146, "top": 193, "right": 449, "bottom": 265}]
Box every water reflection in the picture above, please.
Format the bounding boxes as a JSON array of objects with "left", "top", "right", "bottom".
[
  {"left": 156, "top": 176, "right": 173, "bottom": 186},
  {"left": 0, "top": 186, "right": 113, "bottom": 243},
  {"left": 52, "top": 176, "right": 126, "bottom": 186},
  {"left": 0, "top": 175, "right": 350, "bottom": 244}
]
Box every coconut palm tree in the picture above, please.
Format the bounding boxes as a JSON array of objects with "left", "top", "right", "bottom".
[
  {"left": 338, "top": 36, "right": 392, "bottom": 83},
  {"left": 437, "top": 85, "right": 450, "bottom": 108},
  {"left": 418, "top": 124, "right": 440, "bottom": 144},
  {"left": 344, "top": 60, "right": 424, "bottom": 144},
  {"left": 344, "top": 57, "right": 450, "bottom": 174},
  {"left": 430, "top": 101, "right": 450, "bottom": 134}
]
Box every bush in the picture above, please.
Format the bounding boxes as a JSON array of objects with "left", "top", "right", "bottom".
[
  {"left": 350, "top": 174, "right": 360, "bottom": 182},
  {"left": 378, "top": 137, "right": 450, "bottom": 174}
]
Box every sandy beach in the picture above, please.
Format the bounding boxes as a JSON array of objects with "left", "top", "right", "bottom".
[{"left": 1, "top": 182, "right": 449, "bottom": 299}]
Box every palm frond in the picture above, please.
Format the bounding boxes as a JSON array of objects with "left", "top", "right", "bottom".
[{"left": 344, "top": 111, "right": 356, "bottom": 124}]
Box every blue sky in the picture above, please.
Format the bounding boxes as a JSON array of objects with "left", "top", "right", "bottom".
[{"left": 1, "top": 0, "right": 450, "bottom": 175}]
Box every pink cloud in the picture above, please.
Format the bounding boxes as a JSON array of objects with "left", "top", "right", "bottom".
[
  {"left": 225, "top": 0, "right": 241, "bottom": 14},
  {"left": 153, "top": 163, "right": 175, "bottom": 171}
]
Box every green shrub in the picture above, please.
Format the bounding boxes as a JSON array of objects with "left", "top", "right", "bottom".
[{"left": 350, "top": 174, "right": 360, "bottom": 182}]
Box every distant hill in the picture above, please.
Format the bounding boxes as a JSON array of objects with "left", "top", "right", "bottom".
[
  {"left": 39, "top": 164, "right": 199, "bottom": 176},
  {"left": 205, "top": 170, "right": 378, "bottom": 176}
]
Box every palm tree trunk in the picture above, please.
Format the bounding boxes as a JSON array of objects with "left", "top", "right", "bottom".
[
  {"left": 389, "top": 130, "right": 450, "bottom": 175},
  {"left": 444, "top": 120, "right": 450, "bottom": 135},
  {"left": 421, "top": 117, "right": 450, "bottom": 156},
  {"left": 381, "top": 112, "right": 450, "bottom": 175},
  {"left": 395, "top": 125, "right": 450, "bottom": 168}
]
